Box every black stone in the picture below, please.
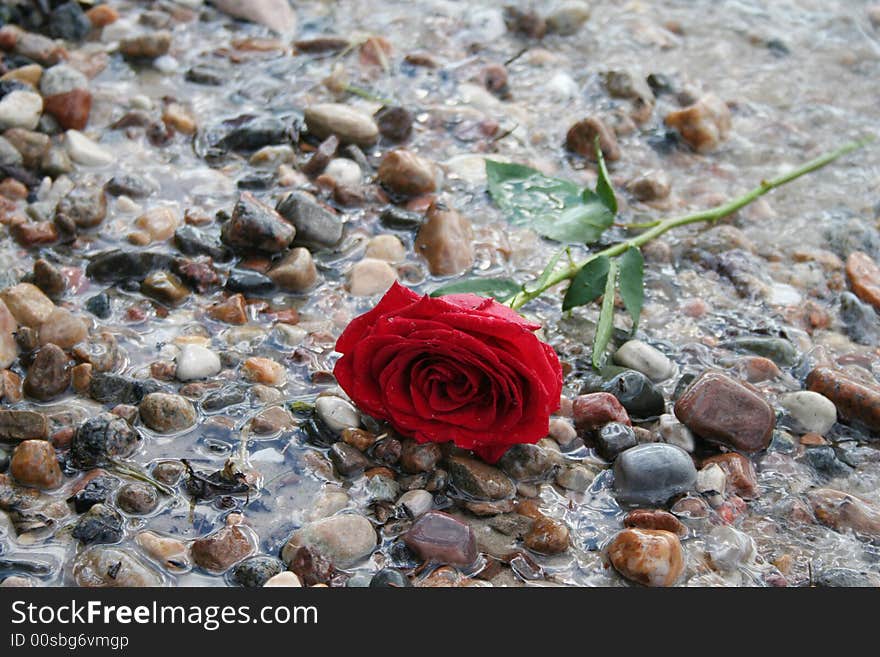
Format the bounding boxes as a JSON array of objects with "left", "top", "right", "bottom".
[
  {"left": 229, "top": 555, "right": 286, "bottom": 588},
  {"left": 174, "top": 225, "right": 232, "bottom": 261},
  {"left": 202, "top": 387, "right": 246, "bottom": 412},
  {"left": 380, "top": 206, "right": 423, "bottom": 230},
  {"left": 185, "top": 65, "right": 225, "bottom": 86},
  {"left": 369, "top": 568, "right": 411, "bottom": 588},
  {"left": 71, "top": 413, "right": 142, "bottom": 469},
  {"left": 801, "top": 446, "right": 853, "bottom": 478},
  {"left": 375, "top": 106, "right": 413, "bottom": 142},
  {"left": 67, "top": 475, "right": 118, "bottom": 513},
  {"left": 216, "top": 116, "right": 291, "bottom": 152},
  {"left": 89, "top": 373, "right": 162, "bottom": 406},
  {"left": 72, "top": 505, "right": 124, "bottom": 545},
  {"left": 224, "top": 269, "right": 275, "bottom": 296},
  {"left": 85, "top": 292, "right": 111, "bottom": 319},
  {"left": 86, "top": 250, "right": 174, "bottom": 283},
  {"left": 49, "top": 2, "right": 91, "bottom": 41},
  {"left": 602, "top": 370, "right": 665, "bottom": 419},
  {"left": 595, "top": 422, "right": 638, "bottom": 461},
  {"left": 275, "top": 192, "right": 343, "bottom": 250}
]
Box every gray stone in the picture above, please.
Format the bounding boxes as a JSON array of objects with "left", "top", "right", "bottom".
[
  {"left": 613, "top": 340, "right": 674, "bottom": 382},
  {"left": 315, "top": 396, "right": 360, "bottom": 433},
  {"left": 139, "top": 393, "right": 197, "bottom": 433},
  {"left": 283, "top": 514, "right": 377, "bottom": 568},
  {"left": 779, "top": 391, "right": 837, "bottom": 435},
  {"left": 275, "top": 192, "right": 343, "bottom": 250},
  {"left": 39, "top": 64, "right": 88, "bottom": 97},
  {"left": 397, "top": 489, "right": 433, "bottom": 518},
  {"left": 613, "top": 443, "right": 697, "bottom": 506}
]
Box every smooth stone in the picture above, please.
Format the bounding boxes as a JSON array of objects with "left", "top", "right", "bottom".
[
  {"left": 612, "top": 340, "right": 674, "bottom": 382},
  {"left": 71, "top": 413, "right": 141, "bottom": 468},
  {"left": 802, "top": 445, "right": 851, "bottom": 478},
  {"left": 807, "top": 488, "right": 880, "bottom": 541},
  {"left": 73, "top": 547, "right": 162, "bottom": 587},
  {"left": 57, "top": 185, "right": 107, "bottom": 228},
  {"left": 722, "top": 336, "right": 799, "bottom": 366},
  {"left": 572, "top": 391, "right": 632, "bottom": 431},
  {"left": 275, "top": 192, "right": 342, "bottom": 250},
  {"left": 37, "top": 307, "right": 87, "bottom": 349},
  {"left": 695, "top": 463, "right": 726, "bottom": 504},
  {"left": 116, "top": 481, "right": 158, "bottom": 515},
  {"left": 497, "top": 443, "right": 559, "bottom": 481},
  {"left": 555, "top": 463, "right": 596, "bottom": 492},
  {"left": 141, "top": 271, "right": 189, "bottom": 306},
  {"left": 806, "top": 367, "right": 880, "bottom": 432},
  {"left": 596, "top": 422, "right": 638, "bottom": 461},
  {"left": 323, "top": 158, "right": 362, "bottom": 188},
  {"left": 316, "top": 396, "right": 360, "bottom": 433},
  {"left": 349, "top": 258, "right": 397, "bottom": 296},
  {"left": 304, "top": 103, "right": 379, "bottom": 147},
  {"left": 268, "top": 247, "right": 317, "bottom": 292},
  {"left": 175, "top": 344, "right": 221, "bottom": 381},
  {"left": 674, "top": 371, "right": 775, "bottom": 452},
  {"left": 40, "top": 64, "right": 88, "bottom": 96},
  {"left": 369, "top": 568, "right": 411, "bottom": 588},
  {"left": 0, "top": 300, "right": 18, "bottom": 368},
  {"left": 241, "top": 357, "right": 286, "bottom": 386},
  {"left": 10, "top": 440, "right": 62, "bottom": 489},
  {"left": 779, "top": 391, "right": 837, "bottom": 435},
  {"left": 0, "top": 90, "right": 42, "bottom": 131},
  {"left": 135, "top": 532, "right": 190, "bottom": 572},
  {"left": 65, "top": 130, "right": 113, "bottom": 166},
  {"left": 0, "top": 410, "right": 48, "bottom": 441},
  {"left": 191, "top": 525, "right": 256, "bottom": 573},
  {"left": 230, "top": 556, "right": 285, "bottom": 588},
  {"left": 601, "top": 370, "right": 666, "bottom": 420},
  {"left": 225, "top": 269, "right": 275, "bottom": 296},
  {"left": 447, "top": 455, "right": 516, "bottom": 500},
  {"left": 664, "top": 94, "right": 731, "bottom": 152},
  {"left": 329, "top": 442, "right": 370, "bottom": 477},
  {"left": 375, "top": 105, "right": 413, "bottom": 142},
  {"left": 213, "top": 0, "right": 298, "bottom": 33},
  {"left": 613, "top": 443, "right": 697, "bottom": 506},
  {"left": 139, "top": 392, "right": 197, "bottom": 433},
  {"left": 85, "top": 250, "right": 174, "bottom": 283},
  {"left": 402, "top": 511, "right": 477, "bottom": 566},
  {"left": 846, "top": 251, "right": 880, "bottom": 312},
  {"left": 415, "top": 202, "right": 474, "bottom": 276},
  {"left": 840, "top": 291, "right": 880, "bottom": 346},
  {"left": 24, "top": 344, "right": 71, "bottom": 401},
  {"left": 565, "top": 116, "right": 620, "bottom": 161},
  {"left": 397, "top": 489, "right": 433, "bottom": 518},
  {"left": 377, "top": 149, "right": 439, "bottom": 196},
  {"left": 623, "top": 509, "right": 687, "bottom": 536},
  {"left": 283, "top": 514, "right": 377, "bottom": 568},
  {"left": 524, "top": 516, "right": 570, "bottom": 555},
  {"left": 607, "top": 528, "right": 684, "bottom": 587},
  {"left": 364, "top": 234, "right": 405, "bottom": 263},
  {"left": 221, "top": 192, "right": 295, "bottom": 254},
  {"left": 264, "top": 572, "right": 302, "bottom": 587},
  {"left": 216, "top": 116, "right": 289, "bottom": 151},
  {"left": 702, "top": 453, "right": 759, "bottom": 499},
  {"left": 49, "top": 1, "right": 93, "bottom": 41},
  {"left": 658, "top": 413, "right": 695, "bottom": 452},
  {"left": 119, "top": 31, "right": 172, "bottom": 59},
  {"left": 0, "top": 283, "right": 54, "bottom": 328}
]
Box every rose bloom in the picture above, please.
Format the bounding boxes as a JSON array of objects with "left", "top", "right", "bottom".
[{"left": 333, "top": 283, "right": 563, "bottom": 463}]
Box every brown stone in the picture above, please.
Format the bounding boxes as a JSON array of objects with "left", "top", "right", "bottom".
[
  {"left": 0, "top": 283, "right": 55, "bottom": 328},
  {"left": 606, "top": 528, "right": 684, "bottom": 587},
  {"left": 623, "top": 509, "right": 687, "bottom": 536},
  {"left": 807, "top": 488, "right": 880, "bottom": 541},
  {"left": 415, "top": 202, "right": 474, "bottom": 276},
  {"left": 701, "top": 452, "right": 759, "bottom": 499},
  {"left": 43, "top": 89, "right": 91, "bottom": 130},
  {"left": 0, "top": 410, "right": 48, "bottom": 441},
  {"left": 400, "top": 440, "right": 442, "bottom": 474},
  {"left": 141, "top": 271, "right": 189, "bottom": 306},
  {"left": 565, "top": 116, "right": 620, "bottom": 161},
  {"left": 447, "top": 455, "right": 515, "bottom": 500},
  {"left": 10, "top": 439, "right": 62, "bottom": 489},
  {"left": 664, "top": 94, "right": 731, "bottom": 152},
  {"left": 0, "top": 298, "right": 18, "bottom": 369},
  {"left": 86, "top": 5, "right": 119, "bottom": 27},
  {"left": 523, "top": 516, "right": 570, "bottom": 554},
  {"left": 403, "top": 511, "right": 477, "bottom": 566},
  {"left": 190, "top": 525, "right": 255, "bottom": 573},
  {"left": 377, "top": 150, "right": 438, "bottom": 196},
  {"left": 806, "top": 367, "right": 880, "bottom": 432},
  {"left": 572, "top": 392, "right": 631, "bottom": 431},
  {"left": 207, "top": 294, "right": 248, "bottom": 324},
  {"left": 23, "top": 343, "right": 71, "bottom": 401},
  {"left": 0, "top": 370, "right": 22, "bottom": 402},
  {"left": 37, "top": 307, "right": 88, "bottom": 349},
  {"left": 845, "top": 251, "right": 880, "bottom": 312},
  {"left": 341, "top": 428, "right": 377, "bottom": 452},
  {"left": 10, "top": 220, "right": 58, "bottom": 247},
  {"left": 242, "top": 357, "right": 286, "bottom": 386},
  {"left": 674, "top": 371, "right": 775, "bottom": 453}
]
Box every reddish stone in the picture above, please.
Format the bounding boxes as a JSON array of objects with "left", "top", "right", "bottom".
[
  {"left": 701, "top": 452, "right": 759, "bottom": 499},
  {"left": 674, "top": 372, "right": 775, "bottom": 453},
  {"left": 206, "top": 294, "right": 247, "bottom": 325},
  {"left": 43, "top": 89, "right": 92, "bottom": 130},
  {"left": 51, "top": 427, "right": 75, "bottom": 450},
  {"left": 846, "top": 251, "right": 880, "bottom": 312},
  {"left": 274, "top": 308, "right": 299, "bottom": 325},
  {"left": 10, "top": 439, "right": 62, "bottom": 489},
  {"left": 738, "top": 356, "right": 781, "bottom": 383},
  {"left": 572, "top": 392, "right": 631, "bottom": 432},
  {"left": 10, "top": 221, "right": 58, "bottom": 247},
  {"left": 623, "top": 509, "right": 687, "bottom": 536},
  {"left": 86, "top": 5, "right": 119, "bottom": 27},
  {"left": 0, "top": 178, "right": 27, "bottom": 200},
  {"left": 806, "top": 367, "right": 880, "bottom": 432},
  {"left": 606, "top": 528, "right": 684, "bottom": 587},
  {"left": 403, "top": 511, "right": 477, "bottom": 566}
]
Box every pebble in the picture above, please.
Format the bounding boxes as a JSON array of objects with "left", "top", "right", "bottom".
[
  {"left": 175, "top": 344, "right": 221, "bottom": 381},
  {"left": 447, "top": 455, "right": 516, "bottom": 500},
  {"left": 370, "top": 568, "right": 411, "bottom": 588},
  {"left": 377, "top": 149, "right": 439, "bottom": 196},
  {"left": 116, "top": 481, "right": 159, "bottom": 515},
  {"left": 10, "top": 439, "right": 62, "bottom": 489},
  {"left": 213, "top": 0, "right": 298, "bottom": 34},
  {"left": 304, "top": 103, "right": 379, "bottom": 147},
  {"left": 705, "top": 525, "right": 756, "bottom": 572},
  {"left": 323, "top": 158, "right": 362, "bottom": 188},
  {"left": 415, "top": 202, "right": 474, "bottom": 276},
  {"left": 364, "top": 235, "right": 406, "bottom": 262},
  {"left": 497, "top": 443, "right": 559, "bottom": 481},
  {"left": 0, "top": 283, "right": 55, "bottom": 328},
  {"left": 141, "top": 271, "right": 190, "bottom": 306},
  {"left": 139, "top": 393, "right": 197, "bottom": 433},
  {"left": 329, "top": 442, "right": 370, "bottom": 477},
  {"left": 555, "top": 463, "right": 595, "bottom": 492},
  {"left": 24, "top": 343, "right": 72, "bottom": 401},
  {"left": 845, "top": 251, "right": 880, "bottom": 311},
  {"left": 49, "top": 1, "right": 92, "bottom": 41},
  {"left": 264, "top": 572, "right": 302, "bottom": 587},
  {"left": 399, "top": 440, "right": 442, "bottom": 473},
  {"left": 242, "top": 357, "right": 286, "bottom": 386},
  {"left": 523, "top": 516, "right": 570, "bottom": 555},
  {"left": 230, "top": 556, "right": 285, "bottom": 588},
  {"left": 71, "top": 413, "right": 141, "bottom": 468},
  {"left": 664, "top": 94, "right": 731, "bottom": 152},
  {"left": 0, "top": 410, "right": 48, "bottom": 441},
  {"left": 398, "top": 489, "right": 433, "bottom": 517},
  {"left": 623, "top": 509, "right": 687, "bottom": 536},
  {"left": 40, "top": 64, "right": 88, "bottom": 96},
  {"left": 134, "top": 207, "right": 178, "bottom": 242},
  {"left": 702, "top": 452, "right": 759, "bottom": 499},
  {"left": 0, "top": 300, "right": 18, "bottom": 369},
  {"left": 723, "top": 336, "right": 799, "bottom": 366},
  {"left": 565, "top": 116, "right": 620, "bottom": 161},
  {"left": 808, "top": 488, "right": 880, "bottom": 541},
  {"left": 283, "top": 514, "right": 377, "bottom": 568},
  {"left": 191, "top": 524, "right": 256, "bottom": 573},
  {"left": 221, "top": 192, "right": 295, "bottom": 254},
  {"left": 73, "top": 504, "right": 124, "bottom": 544},
  {"left": 119, "top": 31, "right": 172, "bottom": 59},
  {"left": 674, "top": 371, "right": 775, "bottom": 452},
  {"left": 628, "top": 171, "right": 671, "bottom": 202},
  {"left": 265, "top": 248, "right": 316, "bottom": 293},
  {"left": 657, "top": 413, "right": 695, "bottom": 452},
  {"left": 779, "top": 391, "right": 837, "bottom": 435},
  {"left": 73, "top": 547, "right": 162, "bottom": 587},
  {"left": 600, "top": 369, "right": 666, "bottom": 420},
  {"left": 37, "top": 307, "right": 87, "bottom": 349},
  {"left": 375, "top": 105, "right": 413, "bottom": 142},
  {"left": 612, "top": 340, "right": 674, "bottom": 382},
  {"left": 0, "top": 90, "right": 43, "bottom": 131},
  {"left": 275, "top": 192, "right": 343, "bottom": 250},
  {"left": 695, "top": 463, "right": 726, "bottom": 505},
  {"left": 806, "top": 367, "right": 880, "bottom": 432},
  {"left": 403, "top": 511, "right": 477, "bottom": 566},
  {"left": 65, "top": 130, "right": 113, "bottom": 166},
  {"left": 546, "top": 1, "right": 591, "bottom": 35},
  {"left": 135, "top": 531, "right": 190, "bottom": 572},
  {"left": 349, "top": 258, "right": 397, "bottom": 296},
  {"left": 316, "top": 397, "right": 360, "bottom": 435},
  {"left": 607, "top": 528, "right": 684, "bottom": 587},
  {"left": 613, "top": 443, "right": 697, "bottom": 506},
  {"left": 595, "top": 422, "right": 638, "bottom": 461}
]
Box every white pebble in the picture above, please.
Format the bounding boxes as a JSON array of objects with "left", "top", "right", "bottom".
[
  {"left": 175, "top": 344, "right": 221, "bottom": 381},
  {"left": 706, "top": 526, "right": 757, "bottom": 572},
  {"left": 264, "top": 572, "right": 302, "bottom": 587},
  {"left": 397, "top": 489, "right": 433, "bottom": 518},
  {"left": 315, "top": 396, "right": 360, "bottom": 433},
  {"left": 324, "top": 158, "right": 362, "bottom": 188},
  {"left": 65, "top": 130, "right": 114, "bottom": 167},
  {"left": 779, "top": 391, "right": 837, "bottom": 435},
  {"left": 0, "top": 90, "right": 43, "bottom": 131},
  {"left": 613, "top": 340, "right": 675, "bottom": 382},
  {"left": 658, "top": 414, "right": 695, "bottom": 452},
  {"left": 153, "top": 55, "right": 180, "bottom": 74}
]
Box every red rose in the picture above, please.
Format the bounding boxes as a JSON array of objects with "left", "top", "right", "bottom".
[{"left": 333, "top": 282, "right": 563, "bottom": 463}]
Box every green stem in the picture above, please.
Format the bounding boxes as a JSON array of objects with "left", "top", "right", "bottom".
[{"left": 508, "top": 138, "right": 871, "bottom": 310}]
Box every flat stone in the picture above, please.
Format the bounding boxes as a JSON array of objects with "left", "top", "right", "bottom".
[
  {"left": 275, "top": 191, "right": 342, "bottom": 250},
  {"left": 806, "top": 367, "right": 880, "bottom": 432},
  {"left": 613, "top": 443, "right": 697, "bottom": 506},
  {"left": 304, "top": 103, "right": 379, "bottom": 147},
  {"left": 0, "top": 299, "right": 18, "bottom": 368},
  {"left": 221, "top": 192, "right": 295, "bottom": 254},
  {"left": 447, "top": 455, "right": 515, "bottom": 500},
  {"left": 674, "top": 371, "right": 775, "bottom": 452},
  {"left": 403, "top": 511, "right": 477, "bottom": 566},
  {"left": 73, "top": 547, "right": 162, "bottom": 587},
  {"left": 283, "top": 514, "right": 377, "bottom": 568},
  {"left": 807, "top": 488, "right": 880, "bottom": 541},
  {"left": 607, "top": 528, "right": 684, "bottom": 587},
  {"left": 0, "top": 410, "right": 48, "bottom": 441},
  {"left": 191, "top": 524, "right": 256, "bottom": 573}
]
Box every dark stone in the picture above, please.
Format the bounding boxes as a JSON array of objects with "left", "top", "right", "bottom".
[
  {"left": 23, "top": 344, "right": 71, "bottom": 401},
  {"left": 646, "top": 73, "right": 676, "bottom": 96},
  {"left": 229, "top": 555, "right": 285, "bottom": 588},
  {"left": 72, "top": 504, "right": 124, "bottom": 545},
  {"left": 71, "top": 413, "right": 141, "bottom": 468},
  {"left": 379, "top": 206, "right": 422, "bottom": 230},
  {"left": 237, "top": 171, "right": 275, "bottom": 190},
  {"left": 399, "top": 440, "right": 442, "bottom": 474},
  {"left": 329, "top": 442, "right": 370, "bottom": 477},
  {"left": 596, "top": 422, "right": 638, "bottom": 461},
  {"left": 104, "top": 174, "right": 156, "bottom": 199},
  {"left": 68, "top": 475, "right": 118, "bottom": 513},
  {"left": 220, "top": 192, "right": 295, "bottom": 254},
  {"left": 601, "top": 370, "right": 666, "bottom": 420},
  {"left": 116, "top": 482, "right": 159, "bottom": 515},
  {"left": 275, "top": 192, "right": 342, "bottom": 250},
  {"left": 301, "top": 135, "right": 338, "bottom": 176},
  {"left": 801, "top": 445, "right": 853, "bottom": 478},
  {"left": 402, "top": 511, "right": 477, "bottom": 566},
  {"left": 613, "top": 443, "right": 697, "bottom": 506},
  {"left": 89, "top": 372, "right": 162, "bottom": 405},
  {"left": 32, "top": 258, "right": 66, "bottom": 298},
  {"left": 721, "top": 336, "right": 799, "bottom": 366},
  {"left": 285, "top": 545, "right": 334, "bottom": 586},
  {"left": 86, "top": 250, "right": 174, "bottom": 283},
  {"left": 370, "top": 438, "right": 401, "bottom": 465},
  {"left": 447, "top": 455, "right": 515, "bottom": 500},
  {"left": 186, "top": 65, "right": 225, "bottom": 86},
  {"left": 202, "top": 387, "right": 245, "bottom": 412},
  {"left": 49, "top": 2, "right": 91, "bottom": 41},
  {"left": 217, "top": 116, "right": 291, "bottom": 152},
  {"left": 369, "top": 568, "right": 411, "bottom": 587},
  {"left": 839, "top": 292, "right": 880, "bottom": 346},
  {"left": 224, "top": 269, "right": 275, "bottom": 296},
  {"left": 375, "top": 106, "right": 413, "bottom": 142},
  {"left": 497, "top": 444, "right": 557, "bottom": 481}
]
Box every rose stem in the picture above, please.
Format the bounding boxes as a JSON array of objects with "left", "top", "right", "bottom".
[{"left": 508, "top": 138, "right": 873, "bottom": 310}]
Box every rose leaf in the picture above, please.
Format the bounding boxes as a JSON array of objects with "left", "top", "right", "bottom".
[
  {"left": 594, "top": 136, "right": 617, "bottom": 213},
  {"left": 592, "top": 258, "right": 618, "bottom": 370},
  {"left": 429, "top": 277, "right": 522, "bottom": 302},
  {"left": 618, "top": 246, "right": 644, "bottom": 331},
  {"left": 562, "top": 255, "right": 611, "bottom": 311}
]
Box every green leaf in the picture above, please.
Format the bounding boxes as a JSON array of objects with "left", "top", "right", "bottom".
[
  {"left": 485, "top": 159, "right": 613, "bottom": 244},
  {"left": 594, "top": 137, "right": 617, "bottom": 213},
  {"left": 562, "top": 255, "right": 611, "bottom": 311},
  {"left": 592, "top": 259, "right": 618, "bottom": 370},
  {"left": 525, "top": 248, "right": 567, "bottom": 294},
  {"left": 430, "top": 278, "right": 522, "bottom": 302},
  {"left": 618, "top": 246, "right": 644, "bottom": 331}
]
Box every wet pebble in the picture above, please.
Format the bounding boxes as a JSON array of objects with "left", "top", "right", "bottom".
[
  {"left": 71, "top": 413, "right": 141, "bottom": 468},
  {"left": 779, "top": 391, "right": 837, "bottom": 435},
  {"left": 807, "top": 488, "right": 880, "bottom": 541},
  {"left": 623, "top": 509, "right": 687, "bottom": 536},
  {"left": 221, "top": 192, "right": 295, "bottom": 254},
  {"left": 403, "top": 511, "right": 477, "bottom": 566},
  {"left": 523, "top": 516, "right": 570, "bottom": 555},
  {"left": 596, "top": 422, "right": 638, "bottom": 461},
  {"left": 264, "top": 572, "right": 302, "bottom": 587},
  {"left": 242, "top": 357, "right": 286, "bottom": 386},
  {"left": 191, "top": 524, "right": 256, "bottom": 573},
  {"left": 283, "top": 514, "right": 377, "bottom": 568},
  {"left": 230, "top": 555, "right": 285, "bottom": 588},
  {"left": 139, "top": 392, "right": 197, "bottom": 433},
  {"left": 175, "top": 344, "right": 221, "bottom": 381},
  {"left": 497, "top": 443, "right": 558, "bottom": 481},
  {"left": 24, "top": 343, "right": 71, "bottom": 401},
  {"left": 606, "top": 528, "right": 684, "bottom": 587},
  {"left": 10, "top": 439, "right": 62, "bottom": 489},
  {"left": 329, "top": 442, "right": 370, "bottom": 477},
  {"left": 370, "top": 568, "right": 411, "bottom": 587},
  {"left": 415, "top": 202, "right": 474, "bottom": 276},
  {"left": 304, "top": 103, "right": 379, "bottom": 147},
  {"left": 1, "top": 283, "right": 55, "bottom": 328},
  {"left": 316, "top": 396, "right": 360, "bottom": 433},
  {"left": 565, "top": 116, "right": 620, "bottom": 161},
  {"left": 349, "top": 258, "right": 397, "bottom": 296},
  {"left": 806, "top": 367, "right": 880, "bottom": 432},
  {"left": 0, "top": 409, "right": 48, "bottom": 441},
  {"left": 135, "top": 531, "right": 190, "bottom": 572},
  {"left": 600, "top": 370, "right": 666, "bottom": 420},
  {"left": 73, "top": 547, "right": 162, "bottom": 587},
  {"left": 398, "top": 489, "right": 433, "bottom": 518},
  {"left": 268, "top": 247, "right": 317, "bottom": 292},
  {"left": 65, "top": 130, "right": 113, "bottom": 166},
  {"left": 116, "top": 482, "right": 159, "bottom": 515},
  {"left": 555, "top": 463, "right": 596, "bottom": 492},
  {"left": 845, "top": 251, "right": 880, "bottom": 312},
  {"left": 613, "top": 443, "right": 697, "bottom": 506},
  {"left": 0, "top": 90, "right": 42, "bottom": 131},
  {"left": 377, "top": 149, "right": 439, "bottom": 196},
  {"left": 447, "top": 455, "right": 515, "bottom": 500},
  {"left": 701, "top": 452, "right": 759, "bottom": 499},
  {"left": 276, "top": 192, "right": 342, "bottom": 250},
  {"left": 664, "top": 94, "right": 731, "bottom": 152},
  {"left": 73, "top": 504, "right": 124, "bottom": 545},
  {"left": 613, "top": 340, "right": 674, "bottom": 382}
]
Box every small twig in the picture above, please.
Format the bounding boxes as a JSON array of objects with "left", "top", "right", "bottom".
[{"left": 504, "top": 47, "right": 529, "bottom": 66}]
